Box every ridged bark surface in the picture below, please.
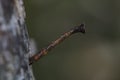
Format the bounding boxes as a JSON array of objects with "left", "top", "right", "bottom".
[{"left": 0, "top": 0, "right": 34, "bottom": 80}]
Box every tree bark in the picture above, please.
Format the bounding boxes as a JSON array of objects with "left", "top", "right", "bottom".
[{"left": 0, "top": 0, "right": 34, "bottom": 80}]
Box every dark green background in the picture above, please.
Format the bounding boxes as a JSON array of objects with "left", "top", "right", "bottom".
[{"left": 24, "top": 0, "right": 120, "bottom": 80}]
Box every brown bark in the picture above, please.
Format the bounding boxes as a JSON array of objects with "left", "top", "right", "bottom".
[{"left": 0, "top": 0, "right": 34, "bottom": 80}]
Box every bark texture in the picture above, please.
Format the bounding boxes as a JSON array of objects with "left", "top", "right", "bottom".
[{"left": 0, "top": 0, "right": 34, "bottom": 80}]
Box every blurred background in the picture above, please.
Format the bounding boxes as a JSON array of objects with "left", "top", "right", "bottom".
[{"left": 24, "top": 0, "right": 120, "bottom": 80}]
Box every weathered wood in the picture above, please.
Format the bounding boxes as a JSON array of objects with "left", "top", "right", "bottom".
[{"left": 0, "top": 0, "right": 34, "bottom": 80}]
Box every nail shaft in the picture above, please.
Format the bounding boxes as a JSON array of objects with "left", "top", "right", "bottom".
[{"left": 29, "top": 24, "right": 85, "bottom": 65}]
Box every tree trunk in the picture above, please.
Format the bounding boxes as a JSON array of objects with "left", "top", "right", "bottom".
[{"left": 0, "top": 0, "right": 34, "bottom": 80}]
